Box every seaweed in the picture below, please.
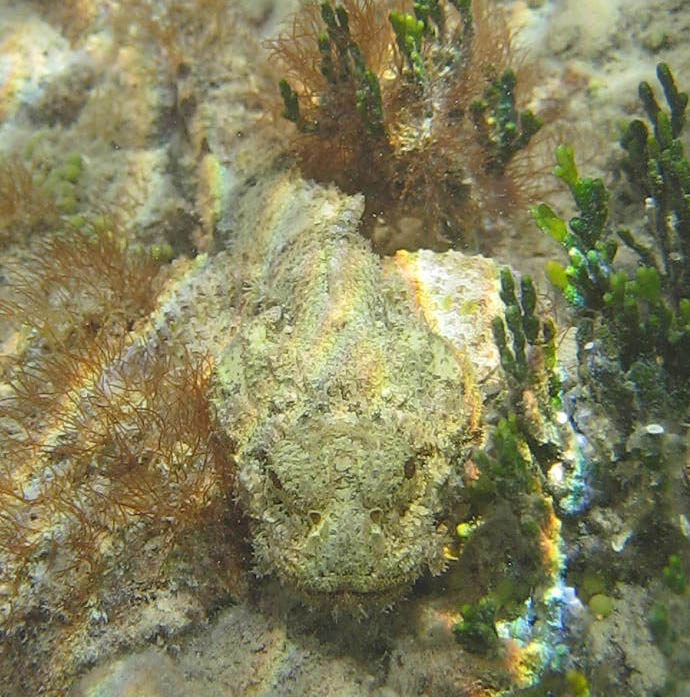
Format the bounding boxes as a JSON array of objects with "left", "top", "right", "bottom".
[
  {"left": 0, "top": 155, "right": 59, "bottom": 245},
  {"left": 531, "top": 64, "right": 690, "bottom": 424},
  {"left": 0, "top": 224, "right": 235, "bottom": 634},
  {"left": 267, "top": 0, "right": 544, "bottom": 250}
]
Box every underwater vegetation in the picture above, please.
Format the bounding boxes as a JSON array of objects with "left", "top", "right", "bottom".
[
  {"left": 109, "top": 0, "right": 239, "bottom": 78},
  {"left": 0, "top": 138, "right": 88, "bottom": 247},
  {"left": 466, "top": 267, "right": 561, "bottom": 512},
  {"left": 529, "top": 63, "right": 690, "bottom": 695},
  {"left": 446, "top": 67, "right": 690, "bottom": 687},
  {"left": 444, "top": 265, "right": 567, "bottom": 683},
  {"left": 1, "top": 1, "right": 688, "bottom": 694},
  {"left": 532, "top": 62, "right": 690, "bottom": 427},
  {"left": 0, "top": 155, "right": 58, "bottom": 244},
  {"left": 0, "top": 151, "right": 86, "bottom": 245},
  {"left": 268, "top": 0, "right": 544, "bottom": 250},
  {"left": 453, "top": 594, "right": 499, "bottom": 653},
  {"left": 0, "top": 224, "right": 236, "bottom": 642}
]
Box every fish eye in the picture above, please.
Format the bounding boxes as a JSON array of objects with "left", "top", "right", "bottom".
[
  {"left": 308, "top": 510, "right": 322, "bottom": 526},
  {"left": 268, "top": 469, "right": 283, "bottom": 490},
  {"left": 403, "top": 457, "right": 416, "bottom": 479}
]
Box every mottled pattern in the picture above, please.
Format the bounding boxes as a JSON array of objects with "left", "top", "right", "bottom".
[
  {"left": 1, "top": 170, "right": 493, "bottom": 619},
  {"left": 210, "top": 173, "right": 483, "bottom": 604}
]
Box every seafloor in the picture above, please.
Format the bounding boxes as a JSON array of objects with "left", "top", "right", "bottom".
[{"left": 0, "top": 1, "right": 688, "bottom": 696}]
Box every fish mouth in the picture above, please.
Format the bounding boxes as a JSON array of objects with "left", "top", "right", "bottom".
[
  {"left": 293, "top": 581, "right": 413, "bottom": 616},
  {"left": 273, "top": 554, "right": 426, "bottom": 614}
]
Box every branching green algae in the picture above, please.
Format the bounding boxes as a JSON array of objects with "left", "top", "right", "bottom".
[
  {"left": 528, "top": 63, "right": 690, "bottom": 696},
  {"left": 532, "top": 63, "right": 690, "bottom": 424},
  {"left": 268, "top": 0, "right": 543, "bottom": 249}
]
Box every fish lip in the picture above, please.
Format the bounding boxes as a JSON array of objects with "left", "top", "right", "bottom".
[{"left": 294, "top": 582, "right": 412, "bottom": 615}]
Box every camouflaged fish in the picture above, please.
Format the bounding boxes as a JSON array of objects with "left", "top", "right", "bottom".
[
  {"left": 143, "top": 169, "right": 493, "bottom": 607},
  {"left": 1, "top": 170, "right": 499, "bottom": 616},
  {"left": 210, "top": 172, "right": 486, "bottom": 607}
]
